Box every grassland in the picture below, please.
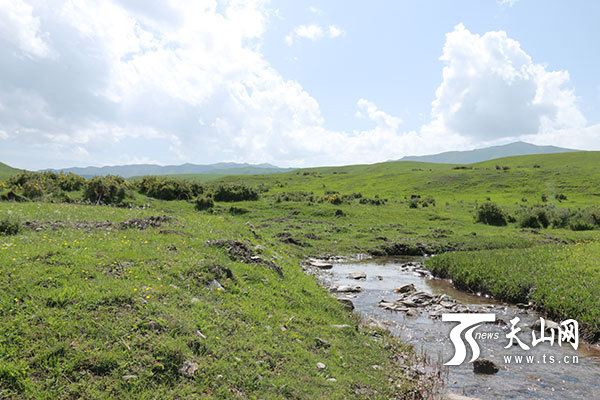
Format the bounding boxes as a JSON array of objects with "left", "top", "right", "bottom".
[
  {"left": 426, "top": 242, "right": 600, "bottom": 341},
  {"left": 0, "top": 202, "right": 434, "bottom": 399},
  {"left": 0, "top": 162, "right": 22, "bottom": 181},
  {"left": 1, "top": 151, "right": 600, "bottom": 398}
]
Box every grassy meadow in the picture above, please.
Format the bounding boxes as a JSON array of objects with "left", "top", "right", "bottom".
[{"left": 1, "top": 151, "right": 600, "bottom": 398}]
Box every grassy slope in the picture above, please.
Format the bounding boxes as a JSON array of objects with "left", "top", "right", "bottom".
[
  {"left": 0, "top": 202, "right": 431, "bottom": 399},
  {"left": 0, "top": 162, "right": 22, "bottom": 181},
  {"left": 426, "top": 242, "right": 600, "bottom": 340}
]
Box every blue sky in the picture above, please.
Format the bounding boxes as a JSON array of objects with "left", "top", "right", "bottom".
[{"left": 0, "top": 0, "right": 599, "bottom": 169}]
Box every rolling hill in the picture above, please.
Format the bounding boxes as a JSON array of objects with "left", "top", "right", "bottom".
[
  {"left": 41, "top": 162, "right": 294, "bottom": 178},
  {"left": 0, "top": 162, "right": 22, "bottom": 180},
  {"left": 399, "top": 141, "right": 578, "bottom": 164}
]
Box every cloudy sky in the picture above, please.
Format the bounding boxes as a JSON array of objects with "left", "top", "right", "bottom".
[{"left": 1, "top": 0, "right": 599, "bottom": 170}]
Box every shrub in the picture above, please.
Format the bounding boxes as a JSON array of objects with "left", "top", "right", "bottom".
[
  {"left": 475, "top": 202, "right": 507, "bottom": 226},
  {"left": 359, "top": 197, "right": 386, "bottom": 206},
  {"left": 137, "top": 176, "right": 201, "bottom": 200},
  {"left": 517, "top": 207, "right": 550, "bottom": 229},
  {"left": 83, "top": 176, "right": 129, "bottom": 205},
  {"left": 22, "top": 181, "right": 44, "bottom": 199},
  {"left": 555, "top": 193, "right": 568, "bottom": 201},
  {"left": 229, "top": 206, "right": 249, "bottom": 215},
  {"left": 57, "top": 173, "right": 85, "bottom": 191},
  {"left": 408, "top": 199, "right": 419, "bottom": 208},
  {"left": 211, "top": 184, "right": 258, "bottom": 202},
  {"left": 0, "top": 217, "right": 20, "bottom": 235},
  {"left": 335, "top": 209, "right": 345, "bottom": 217},
  {"left": 195, "top": 195, "right": 214, "bottom": 211}
]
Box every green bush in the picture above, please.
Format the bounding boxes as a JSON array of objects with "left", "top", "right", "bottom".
[
  {"left": 211, "top": 184, "right": 259, "bottom": 202},
  {"left": 475, "top": 202, "right": 507, "bottom": 226},
  {"left": 195, "top": 195, "right": 214, "bottom": 211},
  {"left": 0, "top": 217, "right": 20, "bottom": 235},
  {"left": 83, "top": 176, "right": 129, "bottom": 205},
  {"left": 229, "top": 206, "right": 249, "bottom": 215},
  {"left": 137, "top": 176, "right": 202, "bottom": 200},
  {"left": 517, "top": 207, "right": 550, "bottom": 229},
  {"left": 57, "top": 173, "right": 85, "bottom": 191}
]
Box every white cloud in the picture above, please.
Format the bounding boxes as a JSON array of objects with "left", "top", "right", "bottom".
[
  {"left": 328, "top": 25, "right": 343, "bottom": 38},
  {"left": 0, "top": 3, "right": 596, "bottom": 170},
  {"left": 425, "top": 24, "right": 586, "bottom": 142},
  {"left": 499, "top": 0, "right": 520, "bottom": 7},
  {"left": 295, "top": 24, "right": 324, "bottom": 40},
  {"left": 0, "top": 0, "right": 53, "bottom": 58},
  {"left": 285, "top": 23, "right": 343, "bottom": 45},
  {"left": 308, "top": 6, "right": 322, "bottom": 15}
]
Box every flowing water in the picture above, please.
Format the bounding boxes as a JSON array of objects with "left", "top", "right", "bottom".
[{"left": 316, "top": 257, "right": 600, "bottom": 399}]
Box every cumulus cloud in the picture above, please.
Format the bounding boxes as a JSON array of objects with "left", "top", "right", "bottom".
[
  {"left": 0, "top": 3, "right": 596, "bottom": 170},
  {"left": 426, "top": 24, "right": 587, "bottom": 142},
  {"left": 0, "top": 0, "right": 53, "bottom": 58},
  {"left": 285, "top": 23, "right": 343, "bottom": 45},
  {"left": 0, "top": 0, "right": 411, "bottom": 169}
]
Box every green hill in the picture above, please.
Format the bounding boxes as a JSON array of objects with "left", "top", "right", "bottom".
[
  {"left": 210, "top": 151, "right": 599, "bottom": 207},
  {"left": 0, "top": 161, "right": 22, "bottom": 180},
  {"left": 399, "top": 141, "right": 577, "bottom": 164}
]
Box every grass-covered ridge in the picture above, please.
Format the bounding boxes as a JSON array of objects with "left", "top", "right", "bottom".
[{"left": 0, "top": 162, "right": 22, "bottom": 181}]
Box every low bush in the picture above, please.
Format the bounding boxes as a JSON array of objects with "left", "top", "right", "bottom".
[
  {"left": 211, "top": 184, "right": 259, "bottom": 202},
  {"left": 195, "top": 195, "right": 214, "bottom": 211},
  {"left": 0, "top": 217, "right": 20, "bottom": 235},
  {"left": 475, "top": 202, "right": 507, "bottom": 226},
  {"left": 517, "top": 207, "right": 550, "bottom": 229},
  {"left": 83, "top": 176, "right": 130, "bottom": 205},
  {"left": 137, "top": 176, "right": 202, "bottom": 200}
]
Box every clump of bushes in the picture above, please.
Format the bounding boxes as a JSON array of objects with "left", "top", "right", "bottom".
[
  {"left": 359, "top": 197, "right": 386, "bottom": 206},
  {"left": 0, "top": 217, "right": 20, "bottom": 235},
  {"left": 2, "top": 172, "right": 85, "bottom": 202},
  {"left": 137, "top": 176, "right": 202, "bottom": 200},
  {"left": 195, "top": 195, "right": 214, "bottom": 211},
  {"left": 83, "top": 176, "right": 130, "bottom": 205},
  {"left": 476, "top": 202, "right": 507, "bottom": 226},
  {"left": 211, "top": 184, "right": 259, "bottom": 202},
  {"left": 408, "top": 195, "right": 435, "bottom": 208},
  {"left": 555, "top": 193, "right": 568, "bottom": 201},
  {"left": 512, "top": 205, "right": 600, "bottom": 231},
  {"left": 517, "top": 207, "right": 550, "bottom": 229},
  {"left": 274, "top": 191, "right": 314, "bottom": 203},
  {"left": 229, "top": 206, "right": 249, "bottom": 215}
]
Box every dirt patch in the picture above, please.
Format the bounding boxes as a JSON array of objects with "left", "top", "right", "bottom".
[
  {"left": 275, "top": 232, "right": 308, "bottom": 247},
  {"left": 23, "top": 220, "right": 114, "bottom": 231},
  {"left": 120, "top": 215, "right": 171, "bottom": 229},
  {"left": 23, "top": 215, "right": 173, "bottom": 232},
  {"left": 208, "top": 239, "right": 284, "bottom": 278}
]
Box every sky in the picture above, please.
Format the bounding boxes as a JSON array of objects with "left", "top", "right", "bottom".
[{"left": 0, "top": 0, "right": 599, "bottom": 170}]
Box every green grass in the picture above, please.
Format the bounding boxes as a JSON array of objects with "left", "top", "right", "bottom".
[
  {"left": 426, "top": 241, "right": 600, "bottom": 340},
  {"left": 0, "top": 201, "right": 432, "bottom": 399},
  {"left": 0, "top": 162, "right": 22, "bottom": 181},
  {"left": 3, "top": 151, "right": 600, "bottom": 397}
]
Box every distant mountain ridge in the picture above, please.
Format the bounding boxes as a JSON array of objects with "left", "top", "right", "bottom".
[
  {"left": 399, "top": 141, "right": 579, "bottom": 164},
  {"left": 41, "top": 162, "right": 294, "bottom": 178}
]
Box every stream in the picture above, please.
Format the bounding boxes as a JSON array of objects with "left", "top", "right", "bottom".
[{"left": 314, "top": 257, "right": 600, "bottom": 399}]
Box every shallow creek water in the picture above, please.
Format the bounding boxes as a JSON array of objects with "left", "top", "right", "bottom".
[{"left": 316, "top": 257, "right": 600, "bottom": 399}]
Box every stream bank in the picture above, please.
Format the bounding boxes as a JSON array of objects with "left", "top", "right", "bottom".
[{"left": 307, "top": 256, "right": 600, "bottom": 399}]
